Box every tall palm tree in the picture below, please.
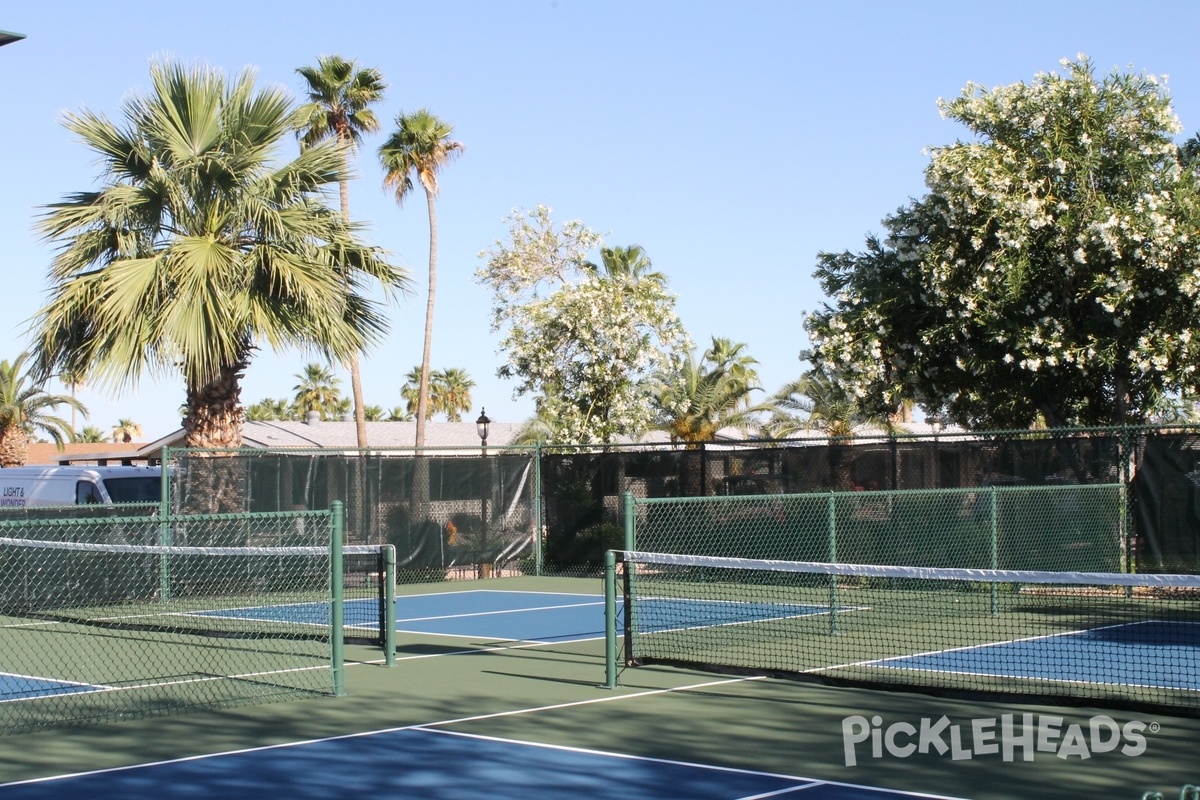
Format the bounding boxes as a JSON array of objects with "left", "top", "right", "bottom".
[
  {"left": 111, "top": 418, "right": 143, "bottom": 443},
  {"left": 293, "top": 363, "right": 342, "bottom": 420},
  {"left": 33, "top": 61, "right": 408, "bottom": 450},
  {"left": 295, "top": 55, "right": 386, "bottom": 448},
  {"left": 0, "top": 353, "right": 87, "bottom": 466},
  {"left": 431, "top": 367, "right": 475, "bottom": 422},
  {"left": 378, "top": 109, "right": 463, "bottom": 448}
]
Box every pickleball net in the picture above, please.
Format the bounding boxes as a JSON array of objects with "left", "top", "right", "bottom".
[
  {"left": 0, "top": 512, "right": 394, "bottom": 734},
  {"left": 605, "top": 551, "right": 1200, "bottom": 716}
]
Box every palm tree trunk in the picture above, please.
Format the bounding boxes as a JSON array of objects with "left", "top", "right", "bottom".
[
  {"left": 0, "top": 425, "right": 29, "bottom": 468},
  {"left": 336, "top": 172, "right": 370, "bottom": 450},
  {"left": 182, "top": 360, "right": 247, "bottom": 514},
  {"left": 414, "top": 189, "right": 438, "bottom": 449}
]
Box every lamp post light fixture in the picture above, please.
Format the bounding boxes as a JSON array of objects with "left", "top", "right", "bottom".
[
  {"left": 476, "top": 409, "right": 491, "bottom": 577},
  {"left": 0, "top": 30, "right": 26, "bottom": 47}
]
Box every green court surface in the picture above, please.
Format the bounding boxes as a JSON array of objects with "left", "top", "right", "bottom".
[{"left": 1, "top": 576, "right": 1197, "bottom": 800}]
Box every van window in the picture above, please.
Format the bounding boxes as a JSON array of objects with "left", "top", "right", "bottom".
[
  {"left": 102, "top": 477, "right": 161, "bottom": 504},
  {"left": 75, "top": 481, "right": 103, "bottom": 505}
]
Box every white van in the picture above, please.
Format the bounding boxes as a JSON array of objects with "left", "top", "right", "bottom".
[{"left": 0, "top": 465, "right": 162, "bottom": 507}]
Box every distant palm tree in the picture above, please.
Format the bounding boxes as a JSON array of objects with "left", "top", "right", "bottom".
[
  {"left": 112, "top": 418, "right": 143, "bottom": 443},
  {"left": 0, "top": 353, "right": 87, "bottom": 466},
  {"left": 379, "top": 109, "right": 463, "bottom": 448},
  {"left": 650, "top": 337, "right": 765, "bottom": 446},
  {"left": 431, "top": 368, "right": 475, "bottom": 422},
  {"left": 399, "top": 366, "right": 423, "bottom": 417},
  {"left": 293, "top": 363, "right": 342, "bottom": 420},
  {"left": 363, "top": 405, "right": 385, "bottom": 422},
  {"left": 386, "top": 406, "right": 412, "bottom": 422},
  {"left": 76, "top": 425, "right": 106, "bottom": 443},
  {"left": 245, "top": 398, "right": 294, "bottom": 421},
  {"left": 295, "top": 55, "right": 387, "bottom": 449}
]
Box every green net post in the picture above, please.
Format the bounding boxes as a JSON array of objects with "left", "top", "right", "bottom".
[
  {"left": 623, "top": 491, "right": 635, "bottom": 551},
  {"left": 827, "top": 492, "right": 839, "bottom": 635},
  {"left": 604, "top": 549, "right": 618, "bottom": 688},
  {"left": 534, "top": 442, "right": 544, "bottom": 576},
  {"left": 384, "top": 543, "right": 397, "bottom": 667},
  {"left": 330, "top": 500, "right": 346, "bottom": 696},
  {"left": 158, "top": 445, "right": 172, "bottom": 601},
  {"left": 990, "top": 486, "right": 999, "bottom": 615}
]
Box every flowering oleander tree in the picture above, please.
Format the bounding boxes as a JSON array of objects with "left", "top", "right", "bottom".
[
  {"left": 805, "top": 57, "right": 1200, "bottom": 429},
  {"left": 477, "top": 206, "right": 691, "bottom": 444}
]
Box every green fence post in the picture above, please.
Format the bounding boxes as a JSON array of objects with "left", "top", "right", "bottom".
[
  {"left": 828, "top": 492, "right": 839, "bottom": 635},
  {"left": 158, "top": 445, "right": 172, "bottom": 601},
  {"left": 604, "top": 549, "right": 618, "bottom": 688},
  {"left": 623, "top": 491, "right": 635, "bottom": 552},
  {"left": 384, "top": 543, "right": 396, "bottom": 667},
  {"left": 990, "top": 486, "right": 999, "bottom": 616},
  {"left": 330, "top": 500, "right": 346, "bottom": 696},
  {"left": 534, "top": 442, "right": 543, "bottom": 576}
]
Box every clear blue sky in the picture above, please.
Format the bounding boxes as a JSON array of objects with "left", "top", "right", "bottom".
[{"left": 3, "top": 1, "right": 1200, "bottom": 440}]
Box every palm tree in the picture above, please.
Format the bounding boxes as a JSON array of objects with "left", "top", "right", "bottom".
[
  {"left": 431, "top": 367, "right": 475, "bottom": 422},
  {"left": 245, "top": 398, "right": 293, "bottom": 421},
  {"left": 76, "top": 425, "right": 106, "bottom": 443},
  {"left": 111, "top": 418, "right": 143, "bottom": 443},
  {"left": 293, "top": 363, "right": 342, "bottom": 420},
  {"left": 650, "top": 337, "right": 765, "bottom": 446},
  {"left": 33, "top": 61, "right": 408, "bottom": 451},
  {"left": 295, "top": 55, "right": 387, "bottom": 449},
  {"left": 363, "top": 405, "right": 385, "bottom": 422},
  {"left": 0, "top": 353, "right": 87, "bottom": 466},
  {"left": 399, "top": 366, "right": 423, "bottom": 417},
  {"left": 378, "top": 109, "right": 463, "bottom": 448},
  {"left": 386, "top": 406, "right": 412, "bottom": 422}
]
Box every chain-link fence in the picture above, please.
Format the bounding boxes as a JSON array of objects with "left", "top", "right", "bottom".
[
  {"left": 167, "top": 449, "right": 540, "bottom": 583},
  {"left": 626, "top": 484, "right": 1125, "bottom": 572},
  {"left": 161, "top": 426, "right": 1200, "bottom": 579},
  {"left": 0, "top": 507, "right": 354, "bottom": 734}
]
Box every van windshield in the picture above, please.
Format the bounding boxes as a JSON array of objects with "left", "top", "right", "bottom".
[{"left": 102, "top": 477, "right": 161, "bottom": 504}]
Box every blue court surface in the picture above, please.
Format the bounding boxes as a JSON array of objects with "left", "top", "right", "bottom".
[
  {"left": 0, "top": 673, "right": 106, "bottom": 703},
  {"left": 194, "top": 590, "right": 834, "bottom": 643},
  {"left": 0, "top": 725, "right": 964, "bottom": 800},
  {"left": 867, "top": 620, "right": 1200, "bottom": 691}
]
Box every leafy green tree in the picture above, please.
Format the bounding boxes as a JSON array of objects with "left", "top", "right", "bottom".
[
  {"left": 805, "top": 58, "right": 1200, "bottom": 429},
  {"left": 650, "top": 337, "right": 765, "bottom": 445},
  {"left": 379, "top": 109, "right": 463, "bottom": 448},
  {"left": 293, "top": 363, "right": 342, "bottom": 420},
  {"left": 0, "top": 353, "right": 87, "bottom": 466},
  {"left": 478, "top": 206, "right": 690, "bottom": 444},
  {"left": 33, "top": 61, "right": 408, "bottom": 449},
  {"left": 295, "top": 54, "right": 387, "bottom": 448}
]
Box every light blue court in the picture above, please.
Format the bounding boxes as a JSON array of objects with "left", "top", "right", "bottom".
[
  {"left": 0, "top": 673, "right": 106, "bottom": 703},
  {"left": 0, "top": 726, "right": 964, "bottom": 800},
  {"left": 192, "top": 590, "right": 835, "bottom": 644},
  {"left": 867, "top": 621, "right": 1200, "bottom": 691}
]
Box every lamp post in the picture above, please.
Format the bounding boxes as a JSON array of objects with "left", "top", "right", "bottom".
[
  {"left": 0, "top": 31, "right": 26, "bottom": 47},
  {"left": 476, "top": 409, "right": 491, "bottom": 577}
]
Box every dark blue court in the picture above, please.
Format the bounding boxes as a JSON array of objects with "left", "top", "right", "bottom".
[{"left": 0, "top": 726, "right": 963, "bottom": 799}]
